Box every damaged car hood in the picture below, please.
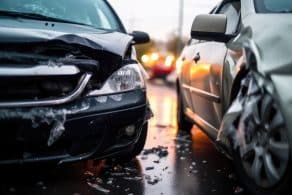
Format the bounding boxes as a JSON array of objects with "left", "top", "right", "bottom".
[
  {"left": 240, "top": 14, "right": 292, "bottom": 74},
  {"left": 0, "top": 18, "right": 133, "bottom": 58}
]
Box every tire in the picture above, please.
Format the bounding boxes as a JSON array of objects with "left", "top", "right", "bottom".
[
  {"left": 229, "top": 73, "right": 292, "bottom": 195},
  {"left": 177, "top": 84, "right": 193, "bottom": 132},
  {"left": 115, "top": 123, "right": 148, "bottom": 162}
]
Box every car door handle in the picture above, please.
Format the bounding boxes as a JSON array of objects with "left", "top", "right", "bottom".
[{"left": 193, "top": 52, "right": 200, "bottom": 63}]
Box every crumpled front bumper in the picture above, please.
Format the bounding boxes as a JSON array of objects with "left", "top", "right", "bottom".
[{"left": 0, "top": 89, "right": 151, "bottom": 165}]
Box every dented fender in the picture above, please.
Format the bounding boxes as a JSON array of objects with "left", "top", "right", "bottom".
[{"left": 271, "top": 75, "right": 292, "bottom": 156}]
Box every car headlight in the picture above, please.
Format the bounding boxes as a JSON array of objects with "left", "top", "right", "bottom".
[{"left": 87, "top": 63, "right": 147, "bottom": 96}]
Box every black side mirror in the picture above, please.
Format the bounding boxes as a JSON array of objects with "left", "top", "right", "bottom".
[
  {"left": 191, "top": 14, "right": 231, "bottom": 42},
  {"left": 130, "top": 31, "right": 150, "bottom": 44}
]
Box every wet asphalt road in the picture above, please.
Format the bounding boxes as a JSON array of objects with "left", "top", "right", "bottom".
[{"left": 0, "top": 81, "right": 248, "bottom": 195}]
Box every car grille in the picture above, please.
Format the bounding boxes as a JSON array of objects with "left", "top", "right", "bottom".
[
  {"left": 0, "top": 75, "right": 80, "bottom": 101},
  {"left": 0, "top": 65, "right": 92, "bottom": 107}
]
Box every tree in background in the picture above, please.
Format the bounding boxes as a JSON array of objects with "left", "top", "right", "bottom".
[{"left": 165, "top": 32, "right": 187, "bottom": 57}]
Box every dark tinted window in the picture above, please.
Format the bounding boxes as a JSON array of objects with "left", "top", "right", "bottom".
[
  {"left": 255, "top": 0, "right": 292, "bottom": 13},
  {"left": 0, "top": 0, "right": 123, "bottom": 31}
]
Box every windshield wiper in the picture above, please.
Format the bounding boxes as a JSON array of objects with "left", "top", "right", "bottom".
[{"left": 0, "top": 10, "right": 92, "bottom": 26}]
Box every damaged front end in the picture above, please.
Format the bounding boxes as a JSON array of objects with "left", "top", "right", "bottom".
[
  {"left": 217, "top": 71, "right": 290, "bottom": 187},
  {"left": 0, "top": 34, "right": 151, "bottom": 165}
]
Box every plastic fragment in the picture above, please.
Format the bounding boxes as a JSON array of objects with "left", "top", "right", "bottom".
[
  {"left": 145, "top": 166, "right": 154, "bottom": 171},
  {"left": 162, "top": 166, "right": 168, "bottom": 171},
  {"left": 106, "top": 178, "right": 114, "bottom": 185},
  {"left": 87, "top": 182, "right": 110, "bottom": 194},
  {"left": 147, "top": 178, "right": 160, "bottom": 185},
  {"left": 180, "top": 157, "right": 186, "bottom": 160},
  {"left": 142, "top": 146, "right": 168, "bottom": 158}
]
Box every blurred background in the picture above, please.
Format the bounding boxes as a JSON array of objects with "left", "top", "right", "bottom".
[{"left": 108, "top": 0, "right": 220, "bottom": 83}]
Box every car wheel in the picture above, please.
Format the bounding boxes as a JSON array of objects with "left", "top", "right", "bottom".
[
  {"left": 230, "top": 74, "right": 292, "bottom": 195},
  {"left": 177, "top": 84, "right": 193, "bottom": 132}
]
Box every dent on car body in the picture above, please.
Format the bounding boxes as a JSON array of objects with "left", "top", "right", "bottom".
[
  {"left": 217, "top": 72, "right": 274, "bottom": 149},
  {"left": 0, "top": 26, "right": 133, "bottom": 58},
  {"left": 236, "top": 14, "right": 292, "bottom": 74}
]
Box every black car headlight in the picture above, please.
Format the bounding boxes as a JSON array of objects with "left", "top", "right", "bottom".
[{"left": 87, "top": 63, "right": 147, "bottom": 97}]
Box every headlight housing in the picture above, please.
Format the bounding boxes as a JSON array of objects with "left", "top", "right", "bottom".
[{"left": 87, "top": 63, "right": 147, "bottom": 96}]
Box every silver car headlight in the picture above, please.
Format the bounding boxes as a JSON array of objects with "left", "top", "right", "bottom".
[{"left": 87, "top": 63, "right": 147, "bottom": 96}]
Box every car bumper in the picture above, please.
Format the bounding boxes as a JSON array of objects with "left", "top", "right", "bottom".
[{"left": 0, "top": 89, "right": 151, "bottom": 165}]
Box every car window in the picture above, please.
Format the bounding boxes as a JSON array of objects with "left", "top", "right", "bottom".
[
  {"left": 0, "top": 0, "right": 123, "bottom": 31},
  {"left": 217, "top": 1, "right": 241, "bottom": 35},
  {"left": 254, "top": 0, "right": 292, "bottom": 13}
]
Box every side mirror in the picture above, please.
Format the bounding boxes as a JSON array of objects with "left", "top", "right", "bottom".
[
  {"left": 191, "top": 14, "right": 231, "bottom": 42},
  {"left": 130, "top": 31, "right": 150, "bottom": 44}
]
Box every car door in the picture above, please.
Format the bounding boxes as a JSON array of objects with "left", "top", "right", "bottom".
[
  {"left": 188, "top": 0, "right": 241, "bottom": 132},
  {"left": 178, "top": 40, "right": 196, "bottom": 114},
  {"left": 178, "top": 6, "right": 219, "bottom": 118}
]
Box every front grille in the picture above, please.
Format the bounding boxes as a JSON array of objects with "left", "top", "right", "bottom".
[{"left": 0, "top": 75, "right": 81, "bottom": 101}]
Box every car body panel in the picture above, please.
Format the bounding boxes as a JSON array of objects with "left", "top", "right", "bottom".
[
  {"left": 270, "top": 75, "right": 292, "bottom": 157},
  {"left": 188, "top": 41, "right": 226, "bottom": 129}
]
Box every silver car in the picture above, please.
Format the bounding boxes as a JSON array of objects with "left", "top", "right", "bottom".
[{"left": 177, "top": 0, "right": 292, "bottom": 194}]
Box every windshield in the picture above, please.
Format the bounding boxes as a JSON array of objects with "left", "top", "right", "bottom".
[
  {"left": 254, "top": 0, "right": 292, "bottom": 13},
  {"left": 0, "top": 0, "right": 123, "bottom": 31}
]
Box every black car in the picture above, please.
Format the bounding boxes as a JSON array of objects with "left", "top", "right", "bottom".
[{"left": 0, "top": 0, "right": 151, "bottom": 165}]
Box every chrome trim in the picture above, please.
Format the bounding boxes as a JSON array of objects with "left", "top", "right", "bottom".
[
  {"left": 0, "top": 73, "right": 92, "bottom": 108},
  {"left": 0, "top": 65, "right": 80, "bottom": 76},
  {"left": 182, "top": 84, "right": 221, "bottom": 103}
]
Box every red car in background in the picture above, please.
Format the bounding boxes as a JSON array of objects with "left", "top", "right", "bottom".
[{"left": 141, "top": 53, "right": 176, "bottom": 81}]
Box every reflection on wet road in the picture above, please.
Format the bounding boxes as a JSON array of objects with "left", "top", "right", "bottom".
[{"left": 0, "top": 81, "right": 246, "bottom": 195}]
